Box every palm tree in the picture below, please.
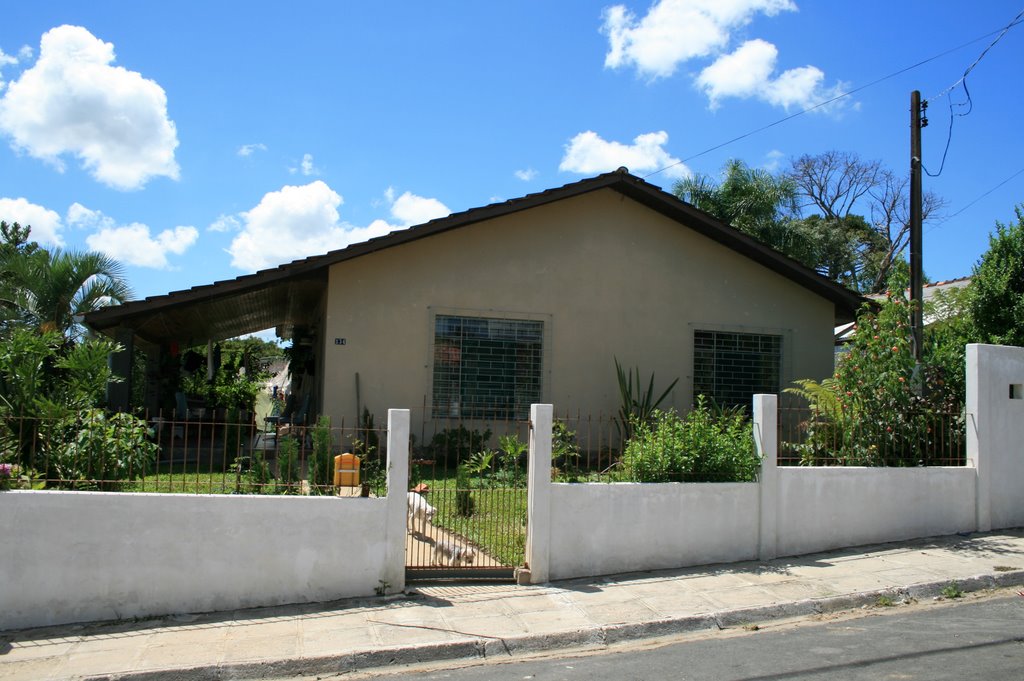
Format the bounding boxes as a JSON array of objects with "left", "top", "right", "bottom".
[
  {"left": 5, "top": 247, "right": 133, "bottom": 339},
  {"left": 673, "top": 159, "right": 800, "bottom": 243}
]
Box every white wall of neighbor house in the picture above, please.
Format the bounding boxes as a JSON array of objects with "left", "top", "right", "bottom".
[
  {"left": 321, "top": 188, "right": 837, "bottom": 426},
  {"left": 0, "top": 492, "right": 391, "bottom": 631}
]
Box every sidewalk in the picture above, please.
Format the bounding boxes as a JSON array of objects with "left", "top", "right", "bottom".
[{"left": 3, "top": 530, "right": 1024, "bottom": 681}]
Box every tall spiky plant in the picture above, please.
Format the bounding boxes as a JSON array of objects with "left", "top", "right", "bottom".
[{"left": 614, "top": 357, "right": 679, "bottom": 443}]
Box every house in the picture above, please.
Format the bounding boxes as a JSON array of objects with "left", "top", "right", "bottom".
[{"left": 85, "top": 169, "right": 863, "bottom": 429}]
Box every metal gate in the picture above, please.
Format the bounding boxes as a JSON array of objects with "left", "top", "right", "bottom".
[{"left": 405, "top": 413, "right": 529, "bottom": 581}]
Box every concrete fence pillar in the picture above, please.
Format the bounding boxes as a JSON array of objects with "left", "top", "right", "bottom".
[
  {"left": 383, "top": 408, "right": 410, "bottom": 594},
  {"left": 754, "top": 394, "right": 778, "bottom": 561},
  {"left": 966, "top": 344, "right": 1024, "bottom": 532},
  {"left": 525, "top": 403, "right": 553, "bottom": 584}
]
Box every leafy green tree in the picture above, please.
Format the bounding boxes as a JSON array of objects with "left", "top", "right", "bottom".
[
  {"left": 969, "top": 205, "right": 1024, "bottom": 347},
  {"left": 923, "top": 283, "right": 977, "bottom": 412},
  {"left": 786, "top": 267, "right": 961, "bottom": 465},
  {"left": 0, "top": 221, "right": 41, "bottom": 332}
]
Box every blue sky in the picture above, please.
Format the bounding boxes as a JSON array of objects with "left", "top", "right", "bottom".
[{"left": 1, "top": 1, "right": 1022, "bottom": 314}]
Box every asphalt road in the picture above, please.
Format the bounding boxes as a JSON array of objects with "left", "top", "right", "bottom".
[{"left": 343, "top": 594, "right": 1024, "bottom": 681}]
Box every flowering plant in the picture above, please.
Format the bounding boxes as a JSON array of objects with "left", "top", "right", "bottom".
[{"left": 0, "top": 462, "right": 12, "bottom": 491}]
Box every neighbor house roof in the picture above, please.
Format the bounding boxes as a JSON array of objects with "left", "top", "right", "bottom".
[
  {"left": 833, "top": 276, "right": 971, "bottom": 345},
  {"left": 85, "top": 169, "right": 866, "bottom": 347}
]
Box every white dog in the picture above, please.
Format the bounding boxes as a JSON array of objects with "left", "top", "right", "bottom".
[
  {"left": 432, "top": 540, "right": 477, "bottom": 566},
  {"left": 407, "top": 492, "right": 436, "bottom": 533}
]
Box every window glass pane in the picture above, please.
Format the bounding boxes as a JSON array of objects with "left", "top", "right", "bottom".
[{"left": 433, "top": 315, "right": 543, "bottom": 419}]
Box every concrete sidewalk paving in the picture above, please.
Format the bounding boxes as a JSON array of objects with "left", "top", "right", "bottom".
[{"left": 3, "top": 530, "right": 1024, "bottom": 681}]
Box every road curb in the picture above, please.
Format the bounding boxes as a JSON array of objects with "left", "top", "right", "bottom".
[{"left": 80, "top": 569, "right": 1024, "bottom": 681}]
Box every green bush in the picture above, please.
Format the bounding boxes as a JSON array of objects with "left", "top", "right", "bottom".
[
  {"left": 47, "top": 409, "right": 158, "bottom": 489},
  {"left": 621, "top": 396, "right": 758, "bottom": 482},
  {"left": 308, "top": 416, "right": 334, "bottom": 494},
  {"left": 455, "top": 463, "right": 475, "bottom": 516},
  {"left": 276, "top": 436, "right": 299, "bottom": 493}
]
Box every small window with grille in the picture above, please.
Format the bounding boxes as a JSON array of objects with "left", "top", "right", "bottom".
[{"left": 693, "top": 329, "right": 782, "bottom": 409}]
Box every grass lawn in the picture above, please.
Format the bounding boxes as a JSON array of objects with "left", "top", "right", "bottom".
[{"left": 414, "top": 468, "right": 528, "bottom": 567}]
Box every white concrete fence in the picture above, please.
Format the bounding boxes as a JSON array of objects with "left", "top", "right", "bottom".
[
  {"left": 3, "top": 345, "right": 1023, "bottom": 630},
  {"left": 1, "top": 411, "right": 411, "bottom": 631},
  {"left": 523, "top": 343, "right": 1024, "bottom": 582}
]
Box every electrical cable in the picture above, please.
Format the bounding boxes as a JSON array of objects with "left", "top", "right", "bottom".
[
  {"left": 643, "top": 15, "right": 1024, "bottom": 181},
  {"left": 927, "top": 166, "right": 1024, "bottom": 233},
  {"left": 923, "top": 9, "right": 1024, "bottom": 178}
]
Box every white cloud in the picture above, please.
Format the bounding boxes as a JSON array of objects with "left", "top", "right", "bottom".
[
  {"left": 515, "top": 168, "right": 538, "bottom": 181},
  {"left": 602, "top": 0, "right": 795, "bottom": 80},
  {"left": 0, "top": 48, "right": 17, "bottom": 91},
  {"left": 0, "top": 196, "right": 63, "bottom": 245},
  {"left": 289, "top": 152, "right": 319, "bottom": 176},
  {"left": 697, "top": 39, "right": 845, "bottom": 110},
  {"left": 696, "top": 38, "right": 776, "bottom": 106},
  {"left": 86, "top": 222, "right": 198, "bottom": 269},
  {"left": 762, "top": 149, "right": 785, "bottom": 171},
  {"left": 390, "top": 191, "right": 449, "bottom": 226},
  {"left": 559, "top": 130, "right": 689, "bottom": 178},
  {"left": 237, "top": 143, "right": 267, "bottom": 157},
  {"left": 228, "top": 181, "right": 451, "bottom": 271},
  {"left": 208, "top": 214, "right": 241, "bottom": 232},
  {"left": 301, "top": 153, "right": 317, "bottom": 176},
  {"left": 66, "top": 202, "right": 114, "bottom": 230},
  {"left": 0, "top": 25, "right": 179, "bottom": 190}
]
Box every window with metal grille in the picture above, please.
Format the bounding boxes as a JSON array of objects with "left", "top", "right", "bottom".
[
  {"left": 693, "top": 329, "right": 781, "bottom": 409},
  {"left": 432, "top": 315, "right": 543, "bottom": 420}
]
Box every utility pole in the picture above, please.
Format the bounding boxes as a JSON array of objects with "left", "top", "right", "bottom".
[{"left": 909, "top": 90, "right": 927, "bottom": 363}]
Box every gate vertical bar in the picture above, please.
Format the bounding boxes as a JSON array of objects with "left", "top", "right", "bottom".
[
  {"left": 384, "top": 408, "right": 410, "bottom": 593},
  {"left": 525, "top": 403, "right": 552, "bottom": 584}
]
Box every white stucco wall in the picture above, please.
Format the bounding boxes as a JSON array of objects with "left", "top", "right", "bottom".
[
  {"left": 547, "top": 482, "right": 760, "bottom": 581},
  {"left": 773, "top": 467, "right": 977, "bottom": 558},
  {"left": 968, "top": 343, "right": 1024, "bottom": 530},
  {"left": 0, "top": 491, "right": 391, "bottom": 631}
]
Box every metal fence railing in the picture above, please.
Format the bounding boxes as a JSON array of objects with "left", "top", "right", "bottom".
[
  {"left": 777, "top": 405, "right": 967, "bottom": 467},
  {"left": 0, "top": 411, "right": 390, "bottom": 496}
]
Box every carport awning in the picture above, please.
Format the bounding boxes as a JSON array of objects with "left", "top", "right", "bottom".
[{"left": 84, "top": 270, "right": 326, "bottom": 348}]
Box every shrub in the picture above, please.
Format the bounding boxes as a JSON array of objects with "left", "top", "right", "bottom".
[
  {"left": 276, "top": 436, "right": 299, "bottom": 493},
  {"left": 308, "top": 416, "right": 334, "bottom": 494},
  {"left": 455, "top": 463, "right": 475, "bottom": 516},
  {"left": 621, "top": 396, "right": 758, "bottom": 482},
  {"left": 787, "top": 267, "right": 963, "bottom": 466},
  {"left": 47, "top": 409, "right": 158, "bottom": 489}
]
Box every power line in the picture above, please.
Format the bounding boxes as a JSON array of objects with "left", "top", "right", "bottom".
[
  {"left": 923, "top": 8, "right": 1024, "bottom": 178},
  {"left": 927, "top": 166, "right": 1024, "bottom": 234},
  {"left": 643, "top": 18, "right": 1022, "bottom": 181}
]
